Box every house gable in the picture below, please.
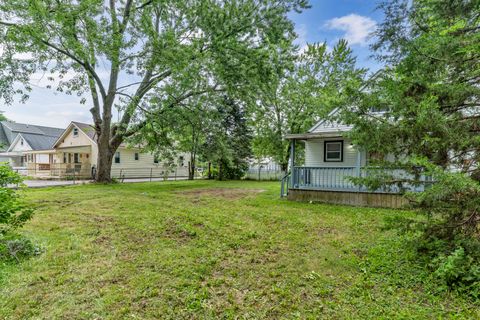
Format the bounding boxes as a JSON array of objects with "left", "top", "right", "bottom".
[
  {"left": 7, "top": 134, "right": 32, "bottom": 152},
  {"left": 308, "top": 108, "right": 352, "bottom": 134},
  {"left": 54, "top": 122, "right": 97, "bottom": 149}
]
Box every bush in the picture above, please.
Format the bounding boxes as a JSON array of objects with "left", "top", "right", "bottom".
[
  {"left": 0, "top": 235, "right": 41, "bottom": 263},
  {"left": 0, "top": 163, "right": 34, "bottom": 234},
  {"left": 429, "top": 243, "right": 480, "bottom": 299}
]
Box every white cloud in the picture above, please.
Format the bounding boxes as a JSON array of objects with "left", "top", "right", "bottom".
[
  {"left": 294, "top": 23, "right": 309, "bottom": 54},
  {"left": 325, "top": 14, "right": 376, "bottom": 46}
]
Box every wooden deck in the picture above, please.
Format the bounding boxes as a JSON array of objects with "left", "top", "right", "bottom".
[{"left": 287, "top": 188, "right": 410, "bottom": 209}]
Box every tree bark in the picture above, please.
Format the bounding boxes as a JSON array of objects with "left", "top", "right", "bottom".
[
  {"left": 188, "top": 153, "right": 196, "bottom": 180},
  {"left": 96, "top": 145, "right": 114, "bottom": 182}
]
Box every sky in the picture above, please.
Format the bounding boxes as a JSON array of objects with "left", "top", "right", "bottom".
[{"left": 1, "top": 0, "right": 383, "bottom": 128}]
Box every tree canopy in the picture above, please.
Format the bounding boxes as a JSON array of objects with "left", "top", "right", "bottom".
[
  {"left": 252, "top": 40, "right": 365, "bottom": 171},
  {"left": 336, "top": 0, "right": 480, "bottom": 294},
  {"left": 0, "top": 0, "right": 310, "bottom": 181}
]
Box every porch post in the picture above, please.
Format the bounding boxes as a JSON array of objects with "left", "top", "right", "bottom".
[
  {"left": 356, "top": 146, "right": 362, "bottom": 191},
  {"left": 290, "top": 139, "right": 295, "bottom": 187}
]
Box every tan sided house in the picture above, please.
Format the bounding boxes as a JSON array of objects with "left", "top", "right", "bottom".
[{"left": 25, "top": 121, "right": 189, "bottom": 179}]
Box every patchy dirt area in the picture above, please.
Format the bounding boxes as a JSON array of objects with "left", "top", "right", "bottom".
[{"left": 177, "top": 188, "right": 265, "bottom": 201}]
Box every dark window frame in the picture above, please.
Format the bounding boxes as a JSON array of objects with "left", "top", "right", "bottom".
[
  {"left": 73, "top": 127, "right": 79, "bottom": 137},
  {"left": 324, "top": 140, "right": 344, "bottom": 162},
  {"left": 114, "top": 152, "right": 121, "bottom": 164},
  {"left": 134, "top": 153, "right": 139, "bottom": 161}
]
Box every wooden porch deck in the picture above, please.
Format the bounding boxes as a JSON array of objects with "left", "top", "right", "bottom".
[{"left": 281, "top": 166, "right": 429, "bottom": 208}]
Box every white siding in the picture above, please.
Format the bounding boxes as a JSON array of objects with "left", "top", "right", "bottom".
[
  {"left": 10, "top": 136, "right": 32, "bottom": 152},
  {"left": 110, "top": 148, "right": 190, "bottom": 178},
  {"left": 304, "top": 138, "right": 366, "bottom": 167}
]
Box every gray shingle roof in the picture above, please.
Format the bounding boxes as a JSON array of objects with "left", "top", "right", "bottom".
[
  {"left": 72, "top": 122, "right": 97, "bottom": 142},
  {"left": 21, "top": 133, "right": 59, "bottom": 151},
  {"left": 0, "top": 121, "right": 65, "bottom": 151},
  {"left": 0, "top": 125, "right": 8, "bottom": 151}
]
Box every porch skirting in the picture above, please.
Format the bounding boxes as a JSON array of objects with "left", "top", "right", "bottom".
[{"left": 287, "top": 188, "right": 410, "bottom": 209}]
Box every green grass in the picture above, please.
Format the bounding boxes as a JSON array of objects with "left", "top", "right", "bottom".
[{"left": 0, "top": 180, "right": 478, "bottom": 319}]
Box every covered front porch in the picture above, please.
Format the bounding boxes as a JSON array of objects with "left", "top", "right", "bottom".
[
  {"left": 26, "top": 146, "right": 93, "bottom": 179},
  {"left": 281, "top": 133, "right": 426, "bottom": 208}
]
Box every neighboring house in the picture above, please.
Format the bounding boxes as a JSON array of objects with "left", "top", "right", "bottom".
[
  {"left": 246, "top": 157, "right": 284, "bottom": 180},
  {"left": 25, "top": 121, "right": 189, "bottom": 179},
  {"left": 281, "top": 109, "right": 426, "bottom": 208},
  {"left": 0, "top": 121, "right": 64, "bottom": 168}
]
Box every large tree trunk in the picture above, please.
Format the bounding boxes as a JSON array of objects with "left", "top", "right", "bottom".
[
  {"left": 94, "top": 114, "right": 118, "bottom": 183},
  {"left": 96, "top": 146, "right": 114, "bottom": 182}
]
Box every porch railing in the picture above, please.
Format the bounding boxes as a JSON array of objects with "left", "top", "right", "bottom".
[{"left": 291, "top": 166, "right": 429, "bottom": 194}]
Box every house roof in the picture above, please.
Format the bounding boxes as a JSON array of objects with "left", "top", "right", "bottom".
[
  {"left": 0, "top": 120, "right": 65, "bottom": 151},
  {"left": 21, "top": 133, "right": 59, "bottom": 150},
  {"left": 53, "top": 122, "right": 98, "bottom": 148},
  {"left": 72, "top": 122, "right": 97, "bottom": 141}
]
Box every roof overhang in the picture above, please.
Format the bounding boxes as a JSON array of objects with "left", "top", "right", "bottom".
[
  {"left": 284, "top": 132, "right": 346, "bottom": 140},
  {"left": 0, "top": 151, "right": 23, "bottom": 157},
  {"left": 56, "top": 145, "right": 92, "bottom": 153},
  {"left": 24, "top": 149, "right": 57, "bottom": 154}
]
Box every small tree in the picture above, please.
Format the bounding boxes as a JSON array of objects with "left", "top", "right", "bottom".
[{"left": 0, "top": 164, "right": 33, "bottom": 235}]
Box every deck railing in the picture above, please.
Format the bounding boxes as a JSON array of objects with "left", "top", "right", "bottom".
[{"left": 291, "top": 166, "right": 429, "bottom": 194}]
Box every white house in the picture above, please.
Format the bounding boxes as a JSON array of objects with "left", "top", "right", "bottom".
[
  {"left": 282, "top": 110, "right": 422, "bottom": 208},
  {"left": 0, "top": 121, "right": 64, "bottom": 169},
  {"left": 25, "top": 121, "right": 189, "bottom": 179}
]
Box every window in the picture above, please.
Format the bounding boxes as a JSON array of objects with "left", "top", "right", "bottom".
[
  {"left": 153, "top": 155, "right": 159, "bottom": 164},
  {"left": 20, "top": 138, "right": 24, "bottom": 146},
  {"left": 179, "top": 156, "right": 184, "bottom": 167},
  {"left": 114, "top": 152, "right": 121, "bottom": 164},
  {"left": 63, "top": 153, "right": 67, "bottom": 163},
  {"left": 73, "top": 128, "right": 79, "bottom": 137},
  {"left": 74, "top": 153, "right": 80, "bottom": 164},
  {"left": 324, "top": 141, "right": 343, "bottom": 162},
  {"left": 134, "top": 153, "right": 139, "bottom": 161}
]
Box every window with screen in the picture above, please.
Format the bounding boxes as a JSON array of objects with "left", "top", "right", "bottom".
[
  {"left": 114, "top": 152, "right": 121, "bottom": 164},
  {"left": 324, "top": 141, "right": 343, "bottom": 162}
]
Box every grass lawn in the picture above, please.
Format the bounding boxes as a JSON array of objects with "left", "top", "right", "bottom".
[{"left": 0, "top": 180, "right": 478, "bottom": 319}]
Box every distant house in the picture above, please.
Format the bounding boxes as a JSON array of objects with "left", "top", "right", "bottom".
[
  {"left": 246, "top": 157, "right": 284, "bottom": 180},
  {"left": 0, "top": 121, "right": 64, "bottom": 168},
  {"left": 281, "top": 109, "right": 426, "bottom": 208},
  {"left": 25, "top": 121, "right": 189, "bottom": 179}
]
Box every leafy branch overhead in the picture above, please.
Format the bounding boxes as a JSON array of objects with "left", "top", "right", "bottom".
[{"left": 0, "top": 0, "right": 310, "bottom": 181}]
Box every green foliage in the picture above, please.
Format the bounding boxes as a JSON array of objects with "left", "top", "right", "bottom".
[
  {"left": 0, "top": 234, "right": 40, "bottom": 263},
  {"left": 252, "top": 40, "right": 366, "bottom": 170},
  {"left": 432, "top": 246, "right": 480, "bottom": 298},
  {"left": 337, "top": 0, "right": 480, "bottom": 296},
  {"left": 200, "top": 96, "right": 252, "bottom": 180},
  {"left": 0, "top": 163, "right": 33, "bottom": 235},
  {"left": 0, "top": 0, "right": 310, "bottom": 181}
]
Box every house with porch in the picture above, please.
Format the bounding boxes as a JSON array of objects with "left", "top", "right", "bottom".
[
  {"left": 25, "top": 121, "right": 189, "bottom": 179},
  {"left": 0, "top": 121, "right": 64, "bottom": 170},
  {"left": 281, "top": 111, "right": 426, "bottom": 208}
]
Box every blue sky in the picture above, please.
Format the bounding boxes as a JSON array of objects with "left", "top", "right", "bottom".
[{"left": 2, "top": 0, "right": 383, "bottom": 128}]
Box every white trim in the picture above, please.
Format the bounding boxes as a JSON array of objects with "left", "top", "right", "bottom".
[
  {"left": 7, "top": 133, "right": 32, "bottom": 152},
  {"left": 308, "top": 108, "right": 342, "bottom": 133},
  {"left": 53, "top": 122, "right": 97, "bottom": 148}
]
